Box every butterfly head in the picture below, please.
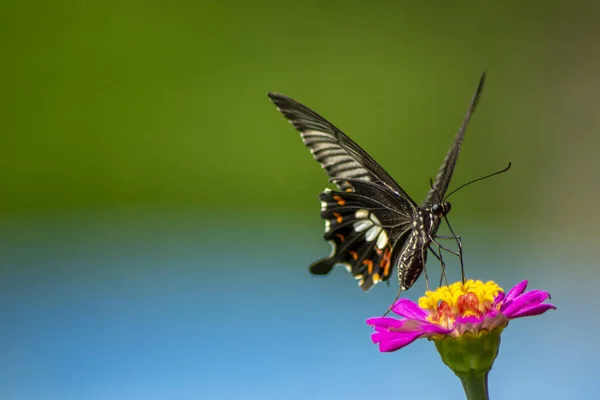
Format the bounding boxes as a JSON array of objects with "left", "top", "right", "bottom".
[{"left": 431, "top": 201, "right": 451, "bottom": 217}]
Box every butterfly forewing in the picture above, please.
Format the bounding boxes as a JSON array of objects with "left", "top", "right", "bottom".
[
  {"left": 422, "top": 73, "right": 486, "bottom": 206},
  {"left": 268, "top": 93, "right": 411, "bottom": 198}
]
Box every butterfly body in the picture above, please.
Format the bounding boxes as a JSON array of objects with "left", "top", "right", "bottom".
[{"left": 269, "top": 74, "right": 485, "bottom": 292}]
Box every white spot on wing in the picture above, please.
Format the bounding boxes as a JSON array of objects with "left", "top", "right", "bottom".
[
  {"left": 353, "top": 220, "right": 373, "bottom": 232},
  {"left": 320, "top": 201, "right": 327, "bottom": 211},
  {"left": 325, "top": 220, "right": 331, "bottom": 232},
  {"left": 327, "top": 240, "right": 336, "bottom": 257},
  {"left": 365, "top": 225, "right": 382, "bottom": 241},
  {"left": 355, "top": 209, "right": 369, "bottom": 219},
  {"left": 322, "top": 155, "right": 353, "bottom": 168},
  {"left": 303, "top": 130, "right": 331, "bottom": 138},
  {"left": 376, "top": 230, "right": 389, "bottom": 249},
  {"left": 369, "top": 214, "right": 381, "bottom": 224}
]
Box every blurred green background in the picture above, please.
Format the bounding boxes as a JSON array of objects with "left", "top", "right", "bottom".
[{"left": 1, "top": 1, "right": 598, "bottom": 399}]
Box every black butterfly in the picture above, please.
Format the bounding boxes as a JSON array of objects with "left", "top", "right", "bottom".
[{"left": 268, "top": 73, "right": 486, "bottom": 292}]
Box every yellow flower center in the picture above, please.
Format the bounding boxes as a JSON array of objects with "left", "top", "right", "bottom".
[{"left": 418, "top": 280, "right": 503, "bottom": 329}]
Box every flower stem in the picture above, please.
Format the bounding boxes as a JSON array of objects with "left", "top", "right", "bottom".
[{"left": 457, "top": 370, "right": 489, "bottom": 400}]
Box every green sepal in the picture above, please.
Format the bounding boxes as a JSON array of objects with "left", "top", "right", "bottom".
[
  {"left": 433, "top": 327, "right": 503, "bottom": 373},
  {"left": 432, "top": 328, "right": 504, "bottom": 400}
]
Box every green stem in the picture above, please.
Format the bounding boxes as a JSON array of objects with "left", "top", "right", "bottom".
[{"left": 456, "top": 370, "right": 489, "bottom": 400}]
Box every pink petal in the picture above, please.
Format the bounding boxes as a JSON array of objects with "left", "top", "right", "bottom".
[
  {"left": 509, "top": 303, "right": 556, "bottom": 319},
  {"left": 504, "top": 280, "right": 528, "bottom": 301},
  {"left": 515, "top": 289, "right": 551, "bottom": 301},
  {"left": 368, "top": 317, "right": 450, "bottom": 335},
  {"left": 485, "top": 309, "right": 501, "bottom": 320},
  {"left": 376, "top": 331, "right": 424, "bottom": 352},
  {"left": 366, "top": 317, "right": 407, "bottom": 329},
  {"left": 492, "top": 291, "right": 505, "bottom": 306},
  {"left": 455, "top": 315, "right": 483, "bottom": 325},
  {"left": 367, "top": 317, "right": 409, "bottom": 332},
  {"left": 502, "top": 290, "right": 552, "bottom": 316},
  {"left": 457, "top": 312, "right": 508, "bottom": 333},
  {"left": 371, "top": 329, "right": 408, "bottom": 344},
  {"left": 371, "top": 331, "right": 395, "bottom": 343},
  {"left": 391, "top": 298, "right": 428, "bottom": 320},
  {"left": 417, "top": 321, "right": 452, "bottom": 335}
]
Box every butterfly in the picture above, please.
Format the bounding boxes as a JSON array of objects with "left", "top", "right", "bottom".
[{"left": 268, "top": 73, "right": 486, "bottom": 292}]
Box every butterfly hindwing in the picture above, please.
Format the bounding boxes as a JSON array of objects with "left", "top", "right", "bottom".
[{"left": 310, "top": 188, "right": 398, "bottom": 291}]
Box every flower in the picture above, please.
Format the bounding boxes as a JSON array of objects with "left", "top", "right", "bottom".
[
  {"left": 367, "top": 280, "right": 555, "bottom": 399},
  {"left": 367, "top": 280, "right": 555, "bottom": 353}
]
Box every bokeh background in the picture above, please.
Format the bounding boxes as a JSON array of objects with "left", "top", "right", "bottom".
[{"left": 1, "top": 1, "right": 599, "bottom": 399}]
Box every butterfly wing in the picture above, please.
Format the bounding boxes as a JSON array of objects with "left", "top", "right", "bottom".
[
  {"left": 268, "top": 92, "right": 413, "bottom": 200},
  {"left": 268, "top": 93, "right": 419, "bottom": 290},
  {"left": 422, "top": 73, "right": 486, "bottom": 206},
  {"left": 312, "top": 181, "right": 413, "bottom": 291}
]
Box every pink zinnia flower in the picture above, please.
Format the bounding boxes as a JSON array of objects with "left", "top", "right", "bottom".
[
  {"left": 367, "top": 280, "right": 555, "bottom": 399},
  {"left": 367, "top": 279, "right": 554, "bottom": 352}
]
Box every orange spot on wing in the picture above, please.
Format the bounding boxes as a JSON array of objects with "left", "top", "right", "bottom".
[
  {"left": 363, "top": 259, "right": 373, "bottom": 275},
  {"left": 333, "top": 212, "right": 343, "bottom": 224},
  {"left": 380, "top": 247, "right": 392, "bottom": 277},
  {"left": 349, "top": 251, "right": 358, "bottom": 260},
  {"left": 332, "top": 195, "right": 346, "bottom": 206},
  {"left": 335, "top": 233, "right": 345, "bottom": 242},
  {"left": 373, "top": 273, "right": 381, "bottom": 283}
]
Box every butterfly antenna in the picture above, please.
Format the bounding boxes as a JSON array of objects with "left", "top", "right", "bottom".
[
  {"left": 444, "top": 162, "right": 512, "bottom": 201},
  {"left": 429, "top": 178, "right": 443, "bottom": 203}
]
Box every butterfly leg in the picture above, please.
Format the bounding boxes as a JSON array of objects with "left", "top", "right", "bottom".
[
  {"left": 432, "top": 236, "right": 465, "bottom": 283},
  {"left": 421, "top": 246, "right": 430, "bottom": 291},
  {"left": 434, "top": 235, "right": 463, "bottom": 257},
  {"left": 423, "top": 270, "right": 430, "bottom": 291},
  {"left": 384, "top": 250, "right": 420, "bottom": 317},
  {"left": 443, "top": 215, "right": 465, "bottom": 283},
  {"left": 382, "top": 287, "right": 403, "bottom": 317},
  {"left": 428, "top": 245, "right": 448, "bottom": 287},
  {"left": 430, "top": 238, "right": 460, "bottom": 259},
  {"left": 430, "top": 236, "right": 465, "bottom": 285}
]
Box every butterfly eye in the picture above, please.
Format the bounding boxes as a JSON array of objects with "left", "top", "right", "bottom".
[
  {"left": 432, "top": 202, "right": 452, "bottom": 216},
  {"left": 444, "top": 202, "right": 452, "bottom": 214}
]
